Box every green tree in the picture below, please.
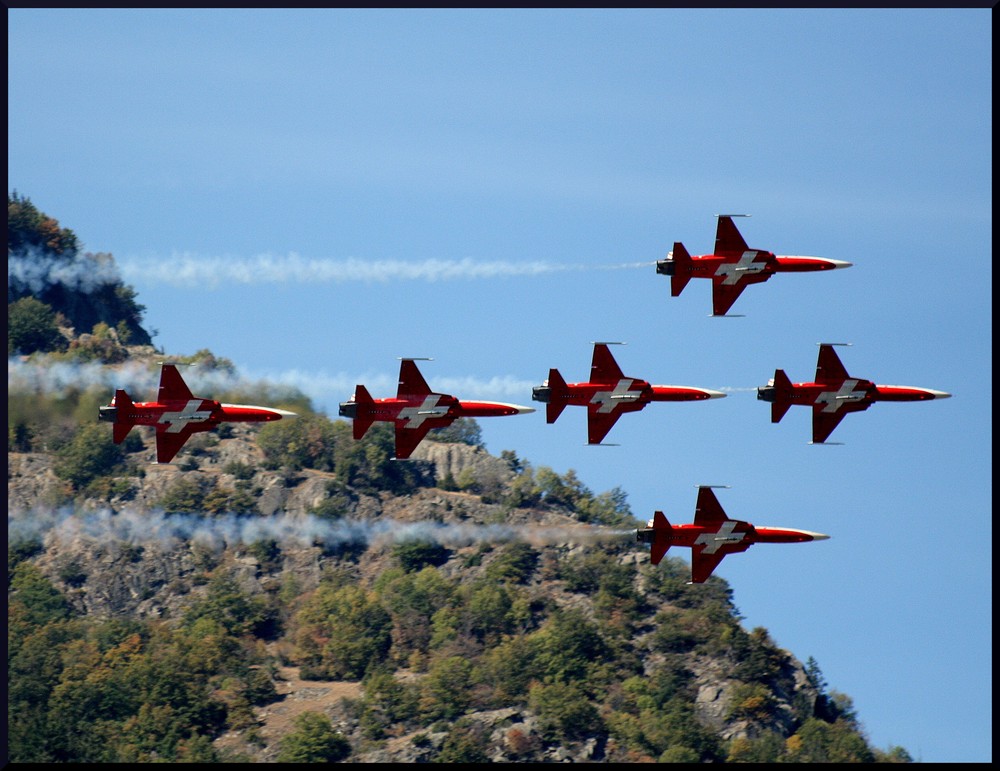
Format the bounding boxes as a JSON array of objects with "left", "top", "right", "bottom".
[
  {"left": 463, "top": 581, "right": 514, "bottom": 643},
  {"left": 52, "top": 423, "right": 126, "bottom": 490},
  {"left": 293, "top": 584, "right": 393, "bottom": 679},
  {"left": 727, "top": 732, "right": 785, "bottom": 763},
  {"left": 436, "top": 719, "right": 490, "bottom": 763},
  {"left": 257, "top": 412, "right": 339, "bottom": 472},
  {"left": 8, "top": 191, "right": 79, "bottom": 254},
  {"left": 183, "top": 573, "right": 274, "bottom": 637},
  {"left": 532, "top": 608, "right": 608, "bottom": 682},
  {"left": 393, "top": 539, "right": 450, "bottom": 572},
  {"left": 277, "top": 712, "right": 351, "bottom": 763},
  {"left": 421, "top": 655, "right": 475, "bottom": 720},
  {"left": 8, "top": 562, "right": 72, "bottom": 636},
  {"left": 786, "top": 717, "right": 876, "bottom": 763},
  {"left": 357, "top": 669, "right": 421, "bottom": 739},
  {"left": 8, "top": 194, "right": 152, "bottom": 345},
  {"left": 8, "top": 296, "right": 66, "bottom": 355},
  {"left": 158, "top": 477, "right": 207, "bottom": 514},
  {"left": 528, "top": 681, "right": 603, "bottom": 742},
  {"left": 479, "top": 635, "right": 542, "bottom": 702},
  {"left": 374, "top": 567, "right": 454, "bottom": 664},
  {"left": 484, "top": 541, "right": 538, "bottom": 584},
  {"left": 426, "top": 417, "right": 484, "bottom": 447}
]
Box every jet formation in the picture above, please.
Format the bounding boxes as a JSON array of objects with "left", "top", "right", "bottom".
[
  {"left": 657, "top": 214, "right": 852, "bottom": 316},
  {"left": 99, "top": 363, "right": 297, "bottom": 464},
  {"left": 635, "top": 486, "right": 829, "bottom": 583},
  {"left": 757, "top": 343, "right": 952, "bottom": 444},
  {"left": 96, "top": 216, "right": 952, "bottom": 585},
  {"left": 532, "top": 342, "right": 725, "bottom": 445},
  {"left": 338, "top": 358, "right": 535, "bottom": 460}
]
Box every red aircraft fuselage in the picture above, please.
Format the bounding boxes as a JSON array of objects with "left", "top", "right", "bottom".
[
  {"left": 757, "top": 344, "right": 951, "bottom": 443},
  {"left": 99, "top": 364, "right": 297, "bottom": 463},
  {"left": 339, "top": 359, "right": 534, "bottom": 459},
  {"left": 636, "top": 487, "right": 829, "bottom": 584},
  {"left": 656, "top": 215, "right": 852, "bottom": 316},
  {"left": 532, "top": 343, "right": 725, "bottom": 444}
]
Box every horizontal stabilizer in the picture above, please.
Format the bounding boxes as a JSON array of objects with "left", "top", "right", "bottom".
[
  {"left": 649, "top": 511, "right": 671, "bottom": 565},
  {"left": 670, "top": 242, "right": 693, "bottom": 297},
  {"left": 545, "top": 368, "right": 568, "bottom": 424},
  {"left": 111, "top": 389, "right": 135, "bottom": 444},
  {"left": 351, "top": 384, "right": 377, "bottom": 440},
  {"left": 771, "top": 370, "right": 793, "bottom": 424}
]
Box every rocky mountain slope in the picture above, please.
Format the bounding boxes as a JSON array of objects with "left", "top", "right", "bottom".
[{"left": 9, "top": 414, "right": 843, "bottom": 763}]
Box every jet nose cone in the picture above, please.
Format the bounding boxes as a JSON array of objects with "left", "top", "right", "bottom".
[
  {"left": 273, "top": 408, "right": 299, "bottom": 418},
  {"left": 515, "top": 405, "right": 537, "bottom": 415},
  {"left": 926, "top": 389, "right": 952, "bottom": 399},
  {"left": 827, "top": 258, "right": 853, "bottom": 269},
  {"left": 804, "top": 531, "right": 831, "bottom": 541},
  {"left": 703, "top": 389, "right": 727, "bottom": 400}
]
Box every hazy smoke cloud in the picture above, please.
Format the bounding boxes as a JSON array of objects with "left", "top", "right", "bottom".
[
  {"left": 8, "top": 507, "right": 634, "bottom": 553},
  {"left": 8, "top": 249, "right": 123, "bottom": 294},
  {"left": 117, "top": 253, "right": 654, "bottom": 288}
]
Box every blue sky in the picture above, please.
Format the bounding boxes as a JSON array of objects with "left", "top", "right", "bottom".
[{"left": 8, "top": 8, "right": 991, "bottom": 763}]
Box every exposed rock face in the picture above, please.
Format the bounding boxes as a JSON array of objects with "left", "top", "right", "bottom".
[{"left": 410, "top": 440, "right": 515, "bottom": 486}]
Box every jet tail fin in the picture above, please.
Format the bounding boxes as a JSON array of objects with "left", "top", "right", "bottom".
[
  {"left": 545, "top": 368, "right": 569, "bottom": 424},
  {"left": 670, "top": 242, "right": 693, "bottom": 297},
  {"left": 771, "top": 369, "right": 794, "bottom": 424},
  {"left": 351, "top": 384, "right": 377, "bottom": 440},
  {"left": 112, "top": 389, "right": 136, "bottom": 444}
]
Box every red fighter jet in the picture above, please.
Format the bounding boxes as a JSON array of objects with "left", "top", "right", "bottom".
[
  {"left": 339, "top": 358, "right": 535, "bottom": 460},
  {"left": 531, "top": 342, "right": 726, "bottom": 445},
  {"left": 99, "top": 363, "right": 298, "bottom": 464},
  {"left": 636, "top": 486, "right": 830, "bottom": 584},
  {"left": 656, "top": 214, "right": 852, "bottom": 316},
  {"left": 757, "top": 343, "right": 952, "bottom": 444}
]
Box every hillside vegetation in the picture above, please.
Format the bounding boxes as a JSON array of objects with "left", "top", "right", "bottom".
[{"left": 7, "top": 195, "right": 913, "bottom": 763}]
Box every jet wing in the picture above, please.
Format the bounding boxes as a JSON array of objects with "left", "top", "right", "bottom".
[
  {"left": 154, "top": 423, "right": 198, "bottom": 464},
  {"left": 710, "top": 279, "right": 749, "bottom": 317},
  {"left": 393, "top": 420, "right": 438, "bottom": 460},
  {"left": 690, "top": 539, "right": 753, "bottom": 583},
  {"left": 811, "top": 400, "right": 870, "bottom": 444},
  {"left": 158, "top": 364, "right": 196, "bottom": 402},
  {"left": 586, "top": 407, "right": 622, "bottom": 445},
  {"left": 815, "top": 344, "right": 851, "bottom": 384},
  {"left": 690, "top": 547, "right": 729, "bottom": 584},
  {"left": 714, "top": 215, "right": 750, "bottom": 256},
  {"left": 591, "top": 344, "right": 625, "bottom": 383},
  {"left": 398, "top": 359, "right": 433, "bottom": 398},
  {"left": 693, "top": 486, "right": 728, "bottom": 526}
]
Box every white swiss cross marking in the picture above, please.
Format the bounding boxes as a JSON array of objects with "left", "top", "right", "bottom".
[
  {"left": 694, "top": 520, "right": 744, "bottom": 554},
  {"left": 590, "top": 379, "right": 640, "bottom": 413},
  {"left": 815, "top": 380, "right": 866, "bottom": 412},
  {"left": 716, "top": 251, "right": 765, "bottom": 285},
  {"left": 159, "top": 400, "right": 213, "bottom": 433},
  {"left": 398, "top": 396, "right": 449, "bottom": 428}
]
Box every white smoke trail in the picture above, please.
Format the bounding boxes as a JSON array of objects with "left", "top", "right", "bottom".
[
  {"left": 9, "top": 358, "right": 540, "bottom": 405},
  {"left": 116, "top": 253, "right": 655, "bottom": 288},
  {"left": 6, "top": 358, "right": 275, "bottom": 399},
  {"left": 8, "top": 250, "right": 123, "bottom": 294},
  {"left": 8, "top": 507, "right": 633, "bottom": 552}
]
